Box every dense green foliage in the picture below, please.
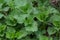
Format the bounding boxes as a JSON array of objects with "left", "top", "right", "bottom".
[{"left": 0, "top": 0, "right": 60, "bottom": 40}]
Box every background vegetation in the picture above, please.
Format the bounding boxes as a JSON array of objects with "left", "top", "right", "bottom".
[{"left": 0, "top": 0, "right": 60, "bottom": 40}]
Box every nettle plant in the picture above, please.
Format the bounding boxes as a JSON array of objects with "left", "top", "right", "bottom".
[{"left": 0, "top": 0, "right": 60, "bottom": 40}]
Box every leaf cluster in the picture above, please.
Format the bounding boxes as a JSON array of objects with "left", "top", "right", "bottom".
[{"left": 0, "top": 0, "right": 60, "bottom": 40}]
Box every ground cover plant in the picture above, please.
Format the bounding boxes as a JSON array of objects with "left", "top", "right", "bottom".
[{"left": 0, "top": 0, "right": 60, "bottom": 40}]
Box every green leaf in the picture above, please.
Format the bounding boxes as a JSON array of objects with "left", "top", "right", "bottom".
[
  {"left": 25, "top": 21, "right": 38, "bottom": 32},
  {"left": 0, "top": 13, "right": 4, "bottom": 19},
  {"left": 49, "top": 7, "right": 59, "bottom": 14},
  {"left": 49, "top": 15, "right": 60, "bottom": 27},
  {"left": 24, "top": 14, "right": 33, "bottom": 26},
  {"left": 38, "top": 35, "right": 53, "bottom": 40},
  {"left": 47, "top": 27, "right": 56, "bottom": 35},
  {"left": 6, "top": 27, "right": 16, "bottom": 39},
  {"left": 5, "top": 20, "right": 16, "bottom": 26},
  {"left": 14, "top": 14, "right": 28, "bottom": 24},
  {"left": 14, "top": 0, "right": 28, "bottom": 8},
  {"left": 0, "top": 24, "right": 6, "bottom": 32},
  {"left": 15, "top": 29, "right": 29, "bottom": 39},
  {"left": 36, "top": 9, "right": 49, "bottom": 21},
  {"left": 36, "top": 31, "right": 53, "bottom": 40},
  {"left": 5, "top": 15, "right": 17, "bottom": 26},
  {"left": 4, "top": 0, "right": 14, "bottom": 8},
  {"left": 9, "top": 9, "right": 28, "bottom": 24},
  {"left": 0, "top": 0, "right": 59, "bottom": 40},
  {"left": 33, "top": 8, "right": 40, "bottom": 14},
  {"left": 2, "top": 7, "right": 9, "bottom": 12},
  {"left": 14, "top": 0, "right": 32, "bottom": 13}
]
